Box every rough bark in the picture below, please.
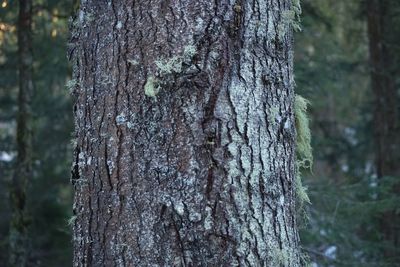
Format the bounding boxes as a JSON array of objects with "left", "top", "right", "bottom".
[
  {"left": 9, "top": 0, "right": 33, "bottom": 266},
  {"left": 367, "top": 0, "right": 400, "bottom": 259},
  {"left": 70, "top": 0, "right": 302, "bottom": 266}
]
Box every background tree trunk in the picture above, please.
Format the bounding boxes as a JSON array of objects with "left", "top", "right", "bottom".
[
  {"left": 9, "top": 0, "right": 33, "bottom": 266},
  {"left": 367, "top": 0, "right": 400, "bottom": 259},
  {"left": 70, "top": 0, "right": 302, "bottom": 266}
]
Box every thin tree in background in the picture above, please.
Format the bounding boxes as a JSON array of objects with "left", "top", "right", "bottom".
[
  {"left": 70, "top": 0, "right": 305, "bottom": 265},
  {"left": 367, "top": 0, "right": 400, "bottom": 260},
  {"left": 8, "top": 0, "right": 33, "bottom": 266}
]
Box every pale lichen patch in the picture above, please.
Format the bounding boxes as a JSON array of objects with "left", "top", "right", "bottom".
[
  {"left": 155, "top": 44, "right": 197, "bottom": 75},
  {"left": 189, "top": 211, "right": 201, "bottom": 223},
  {"left": 271, "top": 247, "right": 290, "bottom": 266},
  {"left": 155, "top": 56, "right": 182, "bottom": 74},
  {"left": 174, "top": 201, "right": 185, "bottom": 216},
  {"left": 116, "top": 113, "right": 127, "bottom": 125},
  {"left": 203, "top": 207, "right": 213, "bottom": 230},
  {"left": 87, "top": 156, "right": 92, "bottom": 166},
  {"left": 107, "top": 160, "right": 115, "bottom": 174},
  {"left": 144, "top": 76, "right": 160, "bottom": 98},
  {"left": 127, "top": 59, "right": 139, "bottom": 66},
  {"left": 183, "top": 45, "right": 196, "bottom": 59}
]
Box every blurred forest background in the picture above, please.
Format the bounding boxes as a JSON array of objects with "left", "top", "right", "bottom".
[{"left": 0, "top": 0, "right": 399, "bottom": 266}]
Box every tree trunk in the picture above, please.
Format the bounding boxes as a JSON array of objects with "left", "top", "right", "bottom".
[
  {"left": 70, "top": 0, "right": 302, "bottom": 266},
  {"left": 367, "top": 0, "right": 400, "bottom": 259},
  {"left": 9, "top": 0, "right": 33, "bottom": 266}
]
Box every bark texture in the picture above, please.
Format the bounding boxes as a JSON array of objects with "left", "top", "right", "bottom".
[
  {"left": 367, "top": 0, "right": 400, "bottom": 259},
  {"left": 9, "top": 0, "right": 33, "bottom": 266},
  {"left": 70, "top": 0, "right": 302, "bottom": 266}
]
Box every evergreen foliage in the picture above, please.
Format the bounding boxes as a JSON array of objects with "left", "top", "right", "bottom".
[
  {"left": 296, "top": 0, "right": 400, "bottom": 265},
  {"left": 0, "top": 0, "right": 72, "bottom": 265}
]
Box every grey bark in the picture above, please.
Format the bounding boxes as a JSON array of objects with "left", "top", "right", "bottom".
[
  {"left": 70, "top": 0, "right": 302, "bottom": 266},
  {"left": 9, "top": 0, "right": 33, "bottom": 266}
]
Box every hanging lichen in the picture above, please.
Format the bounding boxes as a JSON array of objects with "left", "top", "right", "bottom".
[
  {"left": 66, "top": 79, "right": 78, "bottom": 94},
  {"left": 294, "top": 94, "right": 312, "bottom": 206},
  {"left": 291, "top": 0, "right": 302, "bottom": 21},
  {"left": 295, "top": 94, "right": 312, "bottom": 168},
  {"left": 277, "top": 0, "right": 302, "bottom": 41}
]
